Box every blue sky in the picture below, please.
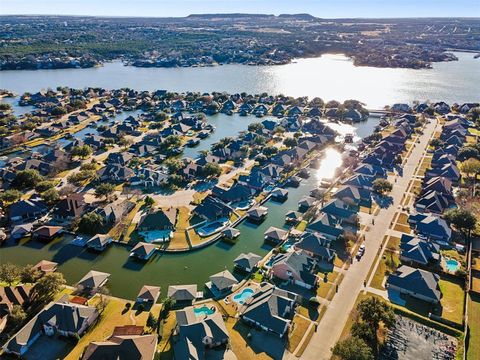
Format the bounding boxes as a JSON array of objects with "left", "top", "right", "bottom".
[{"left": 1, "top": 0, "right": 479, "bottom": 18}]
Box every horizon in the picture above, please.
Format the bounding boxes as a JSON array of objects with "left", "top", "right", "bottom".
[{"left": 2, "top": 0, "right": 480, "bottom": 18}]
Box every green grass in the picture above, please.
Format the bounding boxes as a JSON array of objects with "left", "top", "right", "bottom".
[
  {"left": 467, "top": 294, "right": 480, "bottom": 360},
  {"left": 439, "top": 279, "right": 465, "bottom": 325},
  {"left": 371, "top": 250, "right": 399, "bottom": 290}
]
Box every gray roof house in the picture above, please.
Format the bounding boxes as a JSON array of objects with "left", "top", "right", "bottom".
[
  {"left": 130, "top": 242, "right": 157, "bottom": 261},
  {"left": 83, "top": 334, "right": 158, "bottom": 360},
  {"left": 294, "top": 232, "right": 335, "bottom": 262},
  {"left": 264, "top": 226, "right": 288, "bottom": 243},
  {"left": 173, "top": 307, "right": 231, "bottom": 360},
  {"left": 234, "top": 253, "right": 262, "bottom": 272},
  {"left": 270, "top": 250, "right": 318, "bottom": 289},
  {"left": 3, "top": 299, "right": 99, "bottom": 357},
  {"left": 207, "top": 270, "right": 238, "bottom": 296},
  {"left": 386, "top": 265, "right": 441, "bottom": 304},
  {"left": 167, "top": 285, "right": 198, "bottom": 305},
  {"left": 400, "top": 234, "right": 440, "bottom": 266},
  {"left": 136, "top": 285, "right": 161, "bottom": 305},
  {"left": 76, "top": 271, "right": 111, "bottom": 293},
  {"left": 239, "top": 282, "right": 297, "bottom": 337},
  {"left": 86, "top": 234, "right": 113, "bottom": 252}
]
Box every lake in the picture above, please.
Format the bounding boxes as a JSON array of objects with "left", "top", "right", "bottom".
[{"left": 1, "top": 53, "right": 479, "bottom": 109}]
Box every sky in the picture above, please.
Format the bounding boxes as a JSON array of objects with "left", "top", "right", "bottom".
[{"left": 1, "top": 0, "right": 479, "bottom": 18}]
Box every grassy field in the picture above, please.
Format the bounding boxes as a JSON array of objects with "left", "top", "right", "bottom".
[
  {"left": 371, "top": 250, "right": 399, "bottom": 290},
  {"left": 226, "top": 318, "right": 274, "bottom": 360},
  {"left": 168, "top": 206, "right": 191, "bottom": 250},
  {"left": 467, "top": 294, "right": 480, "bottom": 360},
  {"left": 439, "top": 279, "right": 465, "bottom": 325},
  {"left": 287, "top": 315, "right": 311, "bottom": 352}
]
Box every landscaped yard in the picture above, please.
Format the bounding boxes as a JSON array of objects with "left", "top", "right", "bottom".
[
  {"left": 467, "top": 294, "right": 480, "bottom": 360},
  {"left": 317, "top": 281, "right": 335, "bottom": 300},
  {"left": 371, "top": 249, "right": 399, "bottom": 290},
  {"left": 168, "top": 206, "right": 191, "bottom": 250},
  {"left": 64, "top": 296, "right": 161, "bottom": 360},
  {"left": 287, "top": 315, "right": 311, "bottom": 352},
  {"left": 439, "top": 278, "right": 465, "bottom": 325}
]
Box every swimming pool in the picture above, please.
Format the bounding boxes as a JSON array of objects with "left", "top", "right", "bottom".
[
  {"left": 193, "top": 305, "right": 215, "bottom": 317},
  {"left": 445, "top": 259, "right": 460, "bottom": 273},
  {"left": 196, "top": 219, "right": 229, "bottom": 237},
  {"left": 232, "top": 288, "right": 254, "bottom": 305}
]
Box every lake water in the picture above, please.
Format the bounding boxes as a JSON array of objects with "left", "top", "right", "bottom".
[{"left": 1, "top": 52, "right": 478, "bottom": 109}]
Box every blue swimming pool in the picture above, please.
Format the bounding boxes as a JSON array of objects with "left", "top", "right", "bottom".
[
  {"left": 193, "top": 305, "right": 215, "bottom": 317},
  {"left": 446, "top": 259, "right": 460, "bottom": 273},
  {"left": 233, "top": 288, "right": 255, "bottom": 305}
]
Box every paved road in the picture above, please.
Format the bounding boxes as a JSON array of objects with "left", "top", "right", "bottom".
[{"left": 298, "top": 119, "right": 438, "bottom": 360}]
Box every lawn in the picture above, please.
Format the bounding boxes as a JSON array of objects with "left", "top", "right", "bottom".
[
  {"left": 317, "top": 282, "right": 334, "bottom": 300},
  {"left": 439, "top": 279, "right": 465, "bottom": 325},
  {"left": 168, "top": 206, "right": 191, "bottom": 250},
  {"left": 156, "top": 311, "right": 177, "bottom": 360},
  {"left": 371, "top": 250, "right": 399, "bottom": 290},
  {"left": 64, "top": 296, "right": 161, "bottom": 360},
  {"left": 295, "top": 324, "right": 315, "bottom": 357},
  {"left": 467, "top": 294, "right": 480, "bottom": 360},
  {"left": 226, "top": 319, "right": 274, "bottom": 360},
  {"left": 287, "top": 315, "right": 311, "bottom": 352},
  {"left": 386, "top": 235, "right": 401, "bottom": 251}
]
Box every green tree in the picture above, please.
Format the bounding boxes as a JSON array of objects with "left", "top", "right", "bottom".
[
  {"left": 147, "top": 312, "right": 158, "bottom": 329},
  {"left": 78, "top": 212, "right": 105, "bottom": 234},
  {"left": 144, "top": 196, "right": 155, "bottom": 207},
  {"left": 71, "top": 145, "right": 93, "bottom": 159},
  {"left": 201, "top": 163, "right": 222, "bottom": 178},
  {"left": 12, "top": 169, "right": 44, "bottom": 190},
  {"left": 35, "top": 180, "right": 56, "bottom": 192},
  {"left": 20, "top": 264, "right": 43, "bottom": 283},
  {"left": 248, "top": 122, "right": 265, "bottom": 133},
  {"left": 164, "top": 158, "right": 184, "bottom": 173},
  {"left": 41, "top": 188, "right": 60, "bottom": 205},
  {"left": 8, "top": 305, "right": 27, "bottom": 327},
  {"left": 33, "top": 272, "right": 66, "bottom": 302},
  {"left": 357, "top": 297, "right": 395, "bottom": 338},
  {"left": 0, "top": 189, "right": 23, "bottom": 203},
  {"left": 51, "top": 106, "right": 67, "bottom": 116},
  {"left": 444, "top": 208, "right": 477, "bottom": 241},
  {"left": 0, "top": 263, "right": 21, "bottom": 286},
  {"left": 262, "top": 145, "right": 278, "bottom": 157},
  {"left": 162, "top": 135, "right": 181, "bottom": 150},
  {"left": 332, "top": 336, "right": 374, "bottom": 360},
  {"left": 95, "top": 183, "right": 115, "bottom": 201},
  {"left": 283, "top": 137, "right": 298, "bottom": 148},
  {"left": 372, "top": 179, "right": 393, "bottom": 195}
]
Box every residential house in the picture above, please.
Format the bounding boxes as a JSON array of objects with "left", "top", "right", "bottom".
[
  {"left": 0, "top": 285, "right": 32, "bottom": 333},
  {"left": 136, "top": 285, "right": 161, "bottom": 306},
  {"left": 294, "top": 232, "right": 335, "bottom": 262},
  {"left": 233, "top": 253, "right": 262, "bottom": 272},
  {"left": 321, "top": 199, "right": 358, "bottom": 225},
  {"left": 193, "top": 196, "right": 232, "bottom": 222},
  {"left": 130, "top": 242, "right": 157, "bottom": 261},
  {"left": 86, "top": 234, "right": 113, "bottom": 252},
  {"left": 137, "top": 208, "right": 177, "bottom": 232},
  {"left": 400, "top": 234, "right": 440, "bottom": 267},
  {"left": 264, "top": 226, "right": 288, "bottom": 244},
  {"left": 97, "top": 164, "right": 135, "bottom": 183},
  {"left": 270, "top": 250, "right": 318, "bottom": 289},
  {"left": 167, "top": 285, "right": 198, "bottom": 306},
  {"left": 239, "top": 282, "right": 297, "bottom": 337},
  {"left": 52, "top": 193, "right": 86, "bottom": 221},
  {"left": 32, "top": 226, "right": 63, "bottom": 241},
  {"left": 9, "top": 199, "right": 48, "bottom": 223},
  {"left": 76, "top": 271, "right": 111, "bottom": 293},
  {"left": 386, "top": 266, "right": 441, "bottom": 304},
  {"left": 408, "top": 213, "right": 452, "bottom": 244},
  {"left": 206, "top": 270, "right": 238, "bottom": 296},
  {"left": 82, "top": 334, "right": 158, "bottom": 360}
]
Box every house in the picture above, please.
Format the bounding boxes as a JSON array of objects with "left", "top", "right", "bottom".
[
  {"left": 86, "top": 234, "right": 113, "bottom": 252},
  {"left": 294, "top": 232, "right": 335, "bottom": 262},
  {"left": 10, "top": 223, "right": 34, "bottom": 240},
  {"left": 167, "top": 285, "right": 198, "bottom": 306},
  {"left": 399, "top": 234, "right": 440, "bottom": 266},
  {"left": 239, "top": 282, "right": 297, "bottom": 337},
  {"left": 95, "top": 200, "right": 135, "bottom": 225},
  {"left": 307, "top": 213, "right": 344, "bottom": 240},
  {"left": 342, "top": 173, "right": 375, "bottom": 190},
  {"left": 234, "top": 253, "right": 262, "bottom": 272},
  {"left": 298, "top": 196, "right": 316, "bottom": 212},
  {"left": 130, "top": 242, "right": 157, "bottom": 261},
  {"left": 264, "top": 226, "right": 288, "bottom": 243},
  {"left": 52, "top": 194, "right": 86, "bottom": 221},
  {"left": 82, "top": 334, "right": 158, "bottom": 360},
  {"left": 76, "top": 271, "right": 111, "bottom": 293},
  {"left": 206, "top": 270, "right": 238, "bottom": 296},
  {"left": 321, "top": 199, "right": 358, "bottom": 225},
  {"left": 9, "top": 199, "right": 48, "bottom": 223},
  {"left": 106, "top": 152, "right": 134, "bottom": 166},
  {"left": 386, "top": 266, "right": 441, "bottom": 304},
  {"left": 32, "top": 260, "right": 58, "bottom": 275},
  {"left": 222, "top": 227, "right": 241, "bottom": 240},
  {"left": 212, "top": 183, "right": 255, "bottom": 204},
  {"left": 193, "top": 195, "right": 232, "bottom": 222},
  {"left": 333, "top": 185, "right": 372, "bottom": 208},
  {"left": 270, "top": 250, "right": 318, "bottom": 289},
  {"left": 0, "top": 285, "right": 32, "bottom": 333},
  {"left": 415, "top": 190, "right": 453, "bottom": 214},
  {"left": 32, "top": 226, "right": 63, "bottom": 241},
  {"left": 137, "top": 208, "right": 177, "bottom": 232},
  {"left": 174, "top": 307, "right": 231, "bottom": 360},
  {"left": 3, "top": 299, "right": 99, "bottom": 357},
  {"left": 136, "top": 285, "right": 161, "bottom": 305},
  {"left": 353, "top": 164, "right": 387, "bottom": 178},
  {"left": 285, "top": 210, "right": 302, "bottom": 224},
  {"left": 247, "top": 206, "right": 268, "bottom": 222},
  {"left": 408, "top": 213, "right": 452, "bottom": 244},
  {"left": 271, "top": 188, "right": 288, "bottom": 202},
  {"left": 97, "top": 164, "right": 135, "bottom": 183}
]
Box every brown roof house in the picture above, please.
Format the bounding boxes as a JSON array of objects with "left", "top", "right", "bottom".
[
  {"left": 136, "top": 285, "right": 161, "bottom": 306},
  {"left": 82, "top": 334, "right": 158, "bottom": 360},
  {"left": 0, "top": 285, "right": 32, "bottom": 333}
]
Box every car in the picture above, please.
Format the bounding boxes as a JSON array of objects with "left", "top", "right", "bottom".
[
  {"left": 356, "top": 250, "right": 364, "bottom": 260},
  {"left": 359, "top": 244, "right": 366, "bottom": 253}
]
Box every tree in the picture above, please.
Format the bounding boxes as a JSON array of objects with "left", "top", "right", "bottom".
[
  {"left": 262, "top": 145, "right": 278, "bottom": 157},
  {"left": 71, "top": 145, "right": 93, "bottom": 159},
  {"left": 8, "top": 305, "right": 27, "bottom": 327},
  {"left": 51, "top": 106, "right": 68, "bottom": 116},
  {"left": 0, "top": 189, "right": 23, "bottom": 203},
  {"left": 118, "top": 136, "right": 133, "bottom": 150},
  {"left": 444, "top": 208, "right": 477, "bottom": 241},
  {"left": 161, "top": 135, "right": 181, "bottom": 150},
  {"left": 458, "top": 146, "right": 480, "bottom": 161},
  {"left": 372, "top": 179, "right": 393, "bottom": 195},
  {"left": 164, "top": 158, "right": 184, "bottom": 174},
  {"left": 35, "top": 180, "right": 56, "bottom": 192},
  {"left": 41, "top": 188, "right": 60, "bottom": 205},
  {"left": 78, "top": 212, "right": 105, "bottom": 235},
  {"left": 95, "top": 183, "right": 115, "bottom": 201},
  {"left": 201, "top": 163, "right": 222, "bottom": 178},
  {"left": 283, "top": 137, "right": 298, "bottom": 148},
  {"left": 21, "top": 264, "right": 43, "bottom": 283},
  {"left": 430, "top": 138, "right": 445, "bottom": 148},
  {"left": 356, "top": 297, "right": 395, "bottom": 338},
  {"left": 147, "top": 312, "right": 158, "bottom": 329},
  {"left": 144, "top": 196, "right": 155, "bottom": 207},
  {"left": 332, "top": 336, "right": 374, "bottom": 360},
  {"left": 460, "top": 158, "right": 480, "bottom": 195},
  {"left": 351, "top": 321, "right": 377, "bottom": 347},
  {"left": 33, "top": 272, "right": 66, "bottom": 302},
  {"left": 0, "top": 263, "right": 21, "bottom": 286},
  {"left": 11, "top": 169, "right": 44, "bottom": 190},
  {"left": 248, "top": 122, "right": 264, "bottom": 133}
]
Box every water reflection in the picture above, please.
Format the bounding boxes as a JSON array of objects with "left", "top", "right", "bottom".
[{"left": 315, "top": 147, "right": 343, "bottom": 183}]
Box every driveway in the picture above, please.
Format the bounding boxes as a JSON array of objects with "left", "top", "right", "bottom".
[{"left": 297, "top": 119, "right": 439, "bottom": 360}]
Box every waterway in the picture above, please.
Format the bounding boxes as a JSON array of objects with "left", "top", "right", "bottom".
[
  {"left": 1, "top": 53, "right": 478, "bottom": 109},
  {"left": 0, "top": 117, "right": 373, "bottom": 299}
]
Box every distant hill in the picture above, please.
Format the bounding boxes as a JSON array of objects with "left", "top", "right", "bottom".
[
  {"left": 186, "top": 13, "right": 317, "bottom": 20},
  {"left": 278, "top": 13, "right": 317, "bottom": 20}
]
